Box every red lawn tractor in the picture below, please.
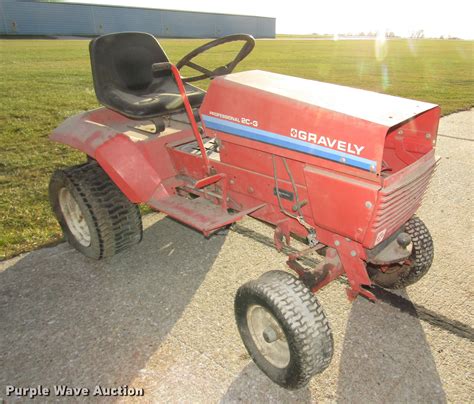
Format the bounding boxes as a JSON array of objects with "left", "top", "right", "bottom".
[{"left": 49, "top": 33, "right": 439, "bottom": 389}]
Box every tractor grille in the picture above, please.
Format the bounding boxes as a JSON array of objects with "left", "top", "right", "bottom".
[{"left": 371, "top": 162, "right": 436, "bottom": 237}]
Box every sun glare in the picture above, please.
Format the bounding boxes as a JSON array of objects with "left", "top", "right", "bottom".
[{"left": 375, "top": 30, "right": 388, "bottom": 61}]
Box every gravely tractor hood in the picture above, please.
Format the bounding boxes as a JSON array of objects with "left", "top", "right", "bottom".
[{"left": 200, "top": 70, "right": 439, "bottom": 179}]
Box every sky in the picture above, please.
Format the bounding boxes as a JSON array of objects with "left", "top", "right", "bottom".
[{"left": 68, "top": 0, "right": 474, "bottom": 39}]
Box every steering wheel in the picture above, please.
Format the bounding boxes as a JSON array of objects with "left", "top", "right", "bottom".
[{"left": 176, "top": 34, "right": 255, "bottom": 83}]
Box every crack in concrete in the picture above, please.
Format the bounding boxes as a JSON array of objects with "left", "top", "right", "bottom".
[{"left": 437, "top": 133, "right": 473, "bottom": 142}]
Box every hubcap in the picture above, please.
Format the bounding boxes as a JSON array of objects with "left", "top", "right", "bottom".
[
  {"left": 246, "top": 304, "right": 290, "bottom": 368},
  {"left": 58, "top": 188, "right": 91, "bottom": 247}
]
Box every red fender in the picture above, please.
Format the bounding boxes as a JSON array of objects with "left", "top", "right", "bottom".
[
  {"left": 50, "top": 108, "right": 162, "bottom": 203},
  {"left": 94, "top": 135, "right": 161, "bottom": 203}
]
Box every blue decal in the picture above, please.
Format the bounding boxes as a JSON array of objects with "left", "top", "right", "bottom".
[{"left": 202, "top": 115, "right": 376, "bottom": 171}]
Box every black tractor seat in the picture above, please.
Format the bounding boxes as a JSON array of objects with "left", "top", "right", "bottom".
[{"left": 89, "top": 32, "right": 205, "bottom": 120}]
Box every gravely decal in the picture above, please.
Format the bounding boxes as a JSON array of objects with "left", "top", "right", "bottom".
[{"left": 290, "top": 128, "right": 365, "bottom": 156}]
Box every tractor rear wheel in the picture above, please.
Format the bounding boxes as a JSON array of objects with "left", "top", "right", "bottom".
[
  {"left": 368, "top": 216, "right": 434, "bottom": 289},
  {"left": 49, "top": 162, "right": 143, "bottom": 259},
  {"left": 235, "top": 270, "right": 333, "bottom": 389}
]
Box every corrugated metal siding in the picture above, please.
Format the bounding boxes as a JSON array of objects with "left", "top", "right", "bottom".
[
  {"left": 161, "top": 10, "right": 217, "bottom": 38},
  {"left": 0, "top": 0, "right": 275, "bottom": 37},
  {"left": 1, "top": 1, "right": 94, "bottom": 35},
  {"left": 257, "top": 17, "right": 276, "bottom": 38},
  {"left": 216, "top": 15, "right": 258, "bottom": 37},
  {"left": 91, "top": 7, "right": 163, "bottom": 35}
]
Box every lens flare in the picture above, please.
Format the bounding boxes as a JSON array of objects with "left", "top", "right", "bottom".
[
  {"left": 381, "top": 64, "right": 390, "bottom": 90},
  {"left": 375, "top": 31, "right": 388, "bottom": 61},
  {"left": 358, "top": 61, "right": 366, "bottom": 78},
  {"left": 407, "top": 39, "right": 418, "bottom": 56}
]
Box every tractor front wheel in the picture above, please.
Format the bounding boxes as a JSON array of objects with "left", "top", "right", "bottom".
[
  {"left": 49, "top": 162, "right": 143, "bottom": 260},
  {"left": 368, "top": 216, "right": 434, "bottom": 289},
  {"left": 234, "top": 270, "right": 333, "bottom": 389}
]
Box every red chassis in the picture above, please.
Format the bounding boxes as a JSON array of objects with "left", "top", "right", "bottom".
[
  {"left": 49, "top": 33, "right": 439, "bottom": 389},
  {"left": 51, "top": 68, "right": 439, "bottom": 301}
]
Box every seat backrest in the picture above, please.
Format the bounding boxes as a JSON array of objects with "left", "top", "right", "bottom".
[{"left": 90, "top": 32, "right": 170, "bottom": 102}]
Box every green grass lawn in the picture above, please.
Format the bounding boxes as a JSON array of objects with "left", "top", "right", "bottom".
[{"left": 0, "top": 38, "right": 473, "bottom": 259}]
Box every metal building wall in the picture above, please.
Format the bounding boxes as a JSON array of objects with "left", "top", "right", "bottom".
[
  {"left": 0, "top": 1, "right": 94, "bottom": 35},
  {"left": 0, "top": 0, "right": 275, "bottom": 38}
]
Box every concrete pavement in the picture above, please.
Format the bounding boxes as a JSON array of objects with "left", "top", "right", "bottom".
[{"left": 1, "top": 109, "right": 473, "bottom": 403}]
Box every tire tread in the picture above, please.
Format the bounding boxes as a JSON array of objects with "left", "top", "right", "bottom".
[
  {"left": 51, "top": 162, "right": 142, "bottom": 259},
  {"left": 236, "top": 271, "right": 333, "bottom": 389}
]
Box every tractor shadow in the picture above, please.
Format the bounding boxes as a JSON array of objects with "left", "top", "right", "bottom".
[
  {"left": 222, "top": 362, "right": 312, "bottom": 403},
  {"left": 0, "top": 215, "right": 225, "bottom": 395},
  {"left": 335, "top": 291, "right": 447, "bottom": 403}
]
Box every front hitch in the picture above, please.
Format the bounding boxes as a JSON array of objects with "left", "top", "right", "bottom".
[{"left": 366, "top": 230, "right": 412, "bottom": 265}]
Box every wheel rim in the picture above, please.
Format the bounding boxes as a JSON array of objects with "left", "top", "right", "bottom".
[
  {"left": 58, "top": 188, "right": 91, "bottom": 247},
  {"left": 246, "top": 304, "right": 290, "bottom": 368}
]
